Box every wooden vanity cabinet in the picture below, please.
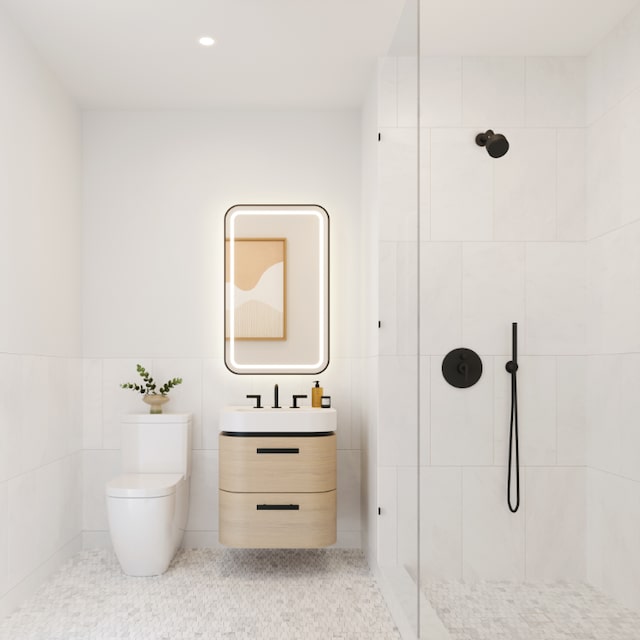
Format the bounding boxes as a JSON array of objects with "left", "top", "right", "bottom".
[{"left": 219, "top": 432, "right": 336, "bottom": 548}]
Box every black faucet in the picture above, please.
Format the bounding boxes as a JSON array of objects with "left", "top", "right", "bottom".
[
  {"left": 290, "top": 394, "right": 307, "bottom": 409},
  {"left": 246, "top": 394, "right": 262, "bottom": 409},
  {"left": 272, "top": 384, "right": 280, "bottom": 409}
]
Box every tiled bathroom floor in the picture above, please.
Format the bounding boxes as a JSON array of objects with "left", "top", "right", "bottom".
[
  {"left": 424, "top": 580, "right": 640, "bottom": 640},
  {"left": 0, "top": 549, "right": 401, "bottom": 640}
]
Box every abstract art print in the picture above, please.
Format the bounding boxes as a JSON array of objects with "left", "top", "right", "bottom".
[{"left": 225, "top": 238, "right": 286, "bottom": 340}]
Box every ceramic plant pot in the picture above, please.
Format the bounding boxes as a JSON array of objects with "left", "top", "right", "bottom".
[{"left": 143, "top": 394, "right": 169, "bottom": 414}]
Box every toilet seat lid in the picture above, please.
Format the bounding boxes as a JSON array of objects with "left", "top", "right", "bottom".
[{"left": 106, "top": 473, "right": 183, "bottom": 498}]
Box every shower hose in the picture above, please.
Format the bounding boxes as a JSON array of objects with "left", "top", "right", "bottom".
[{"left": 506, "top": 322, "right": 520, "bottom": 513}]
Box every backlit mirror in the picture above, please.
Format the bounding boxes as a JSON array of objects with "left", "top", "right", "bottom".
[{"left": 224, "top": 204, "right": 329, "bottom": 374}]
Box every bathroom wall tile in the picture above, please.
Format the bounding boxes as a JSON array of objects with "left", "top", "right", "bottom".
[
  {"left": 101, "top": 358, "right": 153, "bottom": 450},
  {"left": 494, "top": 129, "right": 557, "bottom": 241},
  {"left": 378, "top": 128, "right": 418, "bottom": 242},
  {"left": 586, "top": 104, "right": 622, "bottom": 238},
  {"left": 525, "top": 57, "right": 585, "bottom": 127},
  {"left": 586, "top": 468, "right": 605, "bottom": 589},
  {"left": 588, "top": 354, "right": 640, "bottom": 482},
  {"left": 525, "top": 243, "right": 586, "bottom": 355},
  {"left": 186, "top": 450, "right": 218, "bottom": 532},
  {"left": 462, "top": 57, "right": 525, "bottom": 127},
  {"left": 82, "top": 359, "right": 103, "bottom": 450},
  {"left": 587, "top": 355, "right": 623, "bottom": 476},
  {"left": 557, "top": 356, "right": 586, "bottom": 466},
  {"left": 557, "top": 129, "right": 586, "bottom": 241},
  {"left": 320, "top": 358, "right": 352, "bottom": 450},
  {"left": 0, "top": 482, "right": 7, "bottom": 596},
  {"left": 151, "top": 358, "right": 203, "bottom": 448},
  {"left": 586, "top": 4, "right": 640, "bottom": 124},
  {"left": 462, "top": 467, "right": 525, "bottom": 581},
  {"left": 378, "top": 356, "right": 418, "bottom": 468},
  {"left": 430, "top": 129, "right": 493, "bottom": 241},
  {"left": 82, "top": 450, "right": 120, "bottom": 532},
  {"left": 7, "top": 470, "right": 40, "bottom": 588},
  {"left": 586, "top": 469, "right": 640, "bottom": 611},
  {"left": 337, "top": 450, "right": 361, "bottom": 534},
  {"left": 419, "top": 356, "right": 430, "bottom": 466},
  {"left": 201, "top": 358, "right": 241, "bottom": 449},
  {"left": 419, "top": 128, "right": 431, "bottom": 242},
  {"left": 378, "top": 242, "right": 397, "bottom": 356},
  {"left": 377, "top": 466, "right": 397, "bottom": 568},
  {"left": 378, "top": 57, "right": 397, "bottom": 128},
  {"left": 396, "top": 466, "right": 418, "bottom": 574},
  {"left": 587, "top": 223, "right": 640, "bottom": 354},
  {"left": 618, "top": 87, "right": 640, "bottom": 229},
  {"left": 420, "top": 466, "right": 462, "bottom": 581},
  {"left": 420, "top": 57, "right": 462, "bottom": 127},
  {"left": 462, "top": 243, "right": 525, "bottom": 355},
  {"left": 419, "top": 242, "right": 462, "bottom": 356},
  {"left": 495, "top": 356, "right": 557, "bottom": 467},
  {"left": 397, "top": 56, "right": 418, "bottom": 128},
  {"left": 0, "top": 354, "right": 21, "bottom": 482},
  {"left": 586, "top": 46, "right": 605, "bottom": 127},
  {"left": 395, "top": 242, "right": 418, "bottom": 356},
  {"left": 525, "top": 467, "right": 586, "bottom": 581},
  {"left": 46, "top": 357, "right": 81, "bottom": 464},
  {"left": 430, "top": 357, "right": 494, "bottom": 466},
  {"left": 18, "top": 356, "right": 48, "bottom": 474}
]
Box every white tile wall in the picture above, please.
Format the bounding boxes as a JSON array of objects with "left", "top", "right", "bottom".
[
  {"left": 493, "top": 129, "right": 557, "bottom": 241},
  {"left": 557, "top": 129, "right": 587, "bottom": 241},
  {"left": 462, "top": 243, "right": 525, "bottom": 354},
  {"left": 420, "top": 467, "right": 462, "bottom": 581},
  {"left": 430, "top": 357, "right": 494, "bottom": 466},
  {"left": 419, "top": 243, "right": 462, "bottom": 355},
  {"left": 462, "top": 467, "right": 525, "bottom": 581},
  {"left": 379, "top": 127, "right": 418, "bottom": 242},
  {"left": 430, "top": 128, "right": 493, "bottom": 241},
  {"left": 525, "top": 243, "right": 586, "bottom": 355},
  {"left": 420, "top": 57, "right": 462, "bottom": 127},
  {"left": 462, "top": 57, "right": 525, "bottom": 127},
  {"left": 525, "top": 57, "right": 586, "bottom": 127},
  {"left": 525, "top": 467, "right": 586, "bottom": 581}
]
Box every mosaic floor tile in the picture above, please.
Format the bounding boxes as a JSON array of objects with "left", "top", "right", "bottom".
[
  {"left": 424, "top": 580, "right": 640, "bottom": 640},
  {"left": 0, "top": 549, "right": 401, "bottom": 640}
]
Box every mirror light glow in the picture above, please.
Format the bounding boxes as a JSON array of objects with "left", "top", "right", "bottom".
[{"left": 226, "top": 205, "right": 328, "bottom": 373}]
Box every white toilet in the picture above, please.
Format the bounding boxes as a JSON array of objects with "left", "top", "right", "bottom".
[{"left": 106, "top": 413, "right": 192, "bottom": 576}]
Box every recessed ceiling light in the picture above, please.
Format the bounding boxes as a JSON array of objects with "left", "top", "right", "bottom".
[{"left": 199, "top": 36, "right": 215, "bottom": 47}]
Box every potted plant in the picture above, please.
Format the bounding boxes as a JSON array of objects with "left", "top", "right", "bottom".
[{"left": 121, "top": 364, "right": 183, "bottom": 414}]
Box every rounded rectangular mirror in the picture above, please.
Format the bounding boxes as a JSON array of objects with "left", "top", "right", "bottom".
[{"left": 224, "top": 204, "right": 329, "bottom": 374}]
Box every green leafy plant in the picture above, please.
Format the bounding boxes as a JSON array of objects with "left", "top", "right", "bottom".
[{"left": 120, "top": 364, "right": 183, "bottom": 396}]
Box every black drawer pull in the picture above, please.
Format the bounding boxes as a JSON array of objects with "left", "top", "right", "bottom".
[
  {"left": 256, "top": 504, "right": 300, "bottom": 511},
  {"left": 256, "top": 447, "right": 300, "bottom": 454}
]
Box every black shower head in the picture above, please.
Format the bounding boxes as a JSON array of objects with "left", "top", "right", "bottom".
[{"left": 475, "top": 129, "right": 509, "bottom": 158}]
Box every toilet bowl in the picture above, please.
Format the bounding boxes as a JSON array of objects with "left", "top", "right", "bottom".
[{"left": 106, "top": 414, "right": 192, "bottom": 576}]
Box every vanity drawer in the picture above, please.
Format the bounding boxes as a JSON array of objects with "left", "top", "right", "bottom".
[
  {"left": 219, "top": 433, "right": 336, "bottom": 492},
  {"left": 219, "top": 489, "right": 336, "bottom": 548}
]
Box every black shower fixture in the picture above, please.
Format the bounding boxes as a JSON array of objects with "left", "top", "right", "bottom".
[{"left": 475, "top": 129, "right": 509, "bottom": 158}]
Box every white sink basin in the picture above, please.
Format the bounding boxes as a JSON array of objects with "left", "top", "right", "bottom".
[{"left": 220, "top": 406, "right": 336, "bottom": 433}]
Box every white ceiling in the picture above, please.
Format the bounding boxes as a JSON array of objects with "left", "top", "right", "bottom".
[{"left": 1, "top": 0, "right": 638, "bottom": 109}]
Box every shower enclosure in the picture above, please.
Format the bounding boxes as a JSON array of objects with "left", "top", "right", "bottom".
[{"left": 366, "top": 0, "right": 640, "bottom": 637}]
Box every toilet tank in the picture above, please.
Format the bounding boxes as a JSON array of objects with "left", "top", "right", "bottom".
[{"left": 121, "top": 414, "right": 192, "bottom": 476}]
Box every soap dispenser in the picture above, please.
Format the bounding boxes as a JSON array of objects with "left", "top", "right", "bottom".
[{"left": 311, "top": 380, "right": 323, "bottom": 408}]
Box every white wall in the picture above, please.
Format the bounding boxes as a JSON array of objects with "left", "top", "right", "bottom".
[
  {"left": 586, "top": 2, "right": 640, "bottom": 611},
  {"left": 0, "top": 6, "right": 82, "bottom": 617},
  {"left": 81, "top": 110, "right": 363, "bottom": 549},
  {"left": 374, "top": 55, "right": 588, "bottom": 583}
]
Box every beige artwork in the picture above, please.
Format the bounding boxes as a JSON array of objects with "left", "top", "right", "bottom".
[{"left": 225, "top": 238, "right": 286, "bottom": 340}]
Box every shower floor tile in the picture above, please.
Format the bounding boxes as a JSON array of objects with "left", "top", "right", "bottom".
[
  {"left": 0, "top": 549, "right": 401, "bottom": 640},
  {"left": 424, "top": 580, "right": 640, "bottom": 640}
]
